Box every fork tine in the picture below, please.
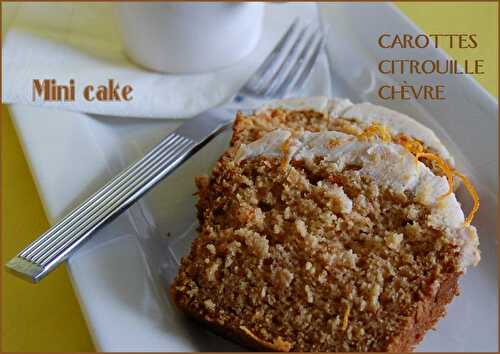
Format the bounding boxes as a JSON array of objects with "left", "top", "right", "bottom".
[
  {"left": 290, "top": 33, "right": 324, "bottom": 93},
  {"left": 272, "top": 28, "right": 322, "bottom": 97},
  {"left": 243, "top": 18, "right": 299, "bottom": 92},
  {"left": 262, "top": 24, "right": 310, "bottom": 96}
]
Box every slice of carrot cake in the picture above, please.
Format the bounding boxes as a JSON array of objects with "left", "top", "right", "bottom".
[{"left": 171, "top": 97, "right": 480, "bottom": 352}]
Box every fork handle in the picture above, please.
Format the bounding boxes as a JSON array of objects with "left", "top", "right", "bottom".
[{"left": 6, "top": 109, "right": 230, "bottom": 283}]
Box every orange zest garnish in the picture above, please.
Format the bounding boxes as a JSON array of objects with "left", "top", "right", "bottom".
[
  {"left": 326, "top": 138, "right": 341, "bottom": 149},
  {"left": 414, "top": 152, "right": 479, "bottom": 226},
  {"left": 452, "top": 170, "right": 480, "bottom": 226},
  {"left": 415, "top": 152, "right": 454, "bottom": 200},
  {"left": 395, "top": 134, "right": 424, "bottom": 156},
  {"left": 356, "top": 123, "right": 479, "bottom": 226},
  {"left": 357, "top": 122, "right": 391, "bottom": 142}
]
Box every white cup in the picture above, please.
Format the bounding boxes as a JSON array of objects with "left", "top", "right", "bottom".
[{"left": 115, "top": 2, "right": 264, "bottom": 74}]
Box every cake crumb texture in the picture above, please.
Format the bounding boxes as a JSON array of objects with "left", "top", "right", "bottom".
[{"left": 171, "top": 102, "right": 478, "bottom": 352}]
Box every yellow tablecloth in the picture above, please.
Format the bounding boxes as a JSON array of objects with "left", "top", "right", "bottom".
[{"left": 2, "top": 3, "right": 497, "bottom": 351}]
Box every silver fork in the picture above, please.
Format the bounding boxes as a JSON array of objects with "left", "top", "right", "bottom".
[{"left": 7, "top": 19, "right": 325, "bottom": 283}]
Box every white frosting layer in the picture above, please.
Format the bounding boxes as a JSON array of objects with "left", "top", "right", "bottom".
[
  {"left": 258, "top": 97, "right": 453, "bottom": 164},
  {"left": 237, "top": 97, "right": 480, "bottom": 269},
  {"left": 237, "top": 129, "right": 453, "bottom": 210}
]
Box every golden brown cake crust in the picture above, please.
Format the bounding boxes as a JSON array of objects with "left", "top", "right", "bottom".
[
  {"left": 172, "top": 272, "right": 459, "bottom": 352},
  {"left": 384, "top": 272, "right": 460, "bottom": 352},
  {"left": 170, "top": 107, "right": 465, "bottom": 352},
  {"left": 171, "top": 300, "right": 294, "bottom": 352}
]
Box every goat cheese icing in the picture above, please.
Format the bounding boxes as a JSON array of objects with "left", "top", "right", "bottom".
[
  {"left": 257, "top": 96, "right": 454, "bottom": 164},
  {"left": 236, "top": 97, "right": 479, "bottom": 270}
]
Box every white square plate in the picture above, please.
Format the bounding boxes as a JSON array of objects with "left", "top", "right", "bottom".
[{"left": 8, "top": 3, "right": 498, "bottom": 352}]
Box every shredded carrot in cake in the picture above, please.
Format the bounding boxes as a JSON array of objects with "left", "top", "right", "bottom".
[
  {"left": 240, "top": 325, "right": 293, "bottom": 351},
  {"left": 341, "top": 304, "right": 351, "bottom": 331},
  {"left": 280, "top": 136, "right": 293, "bottom": 171}
]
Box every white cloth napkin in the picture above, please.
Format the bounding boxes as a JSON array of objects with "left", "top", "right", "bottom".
[{"left": 2, "top": 3, "right": 331, "bottom": 119}]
